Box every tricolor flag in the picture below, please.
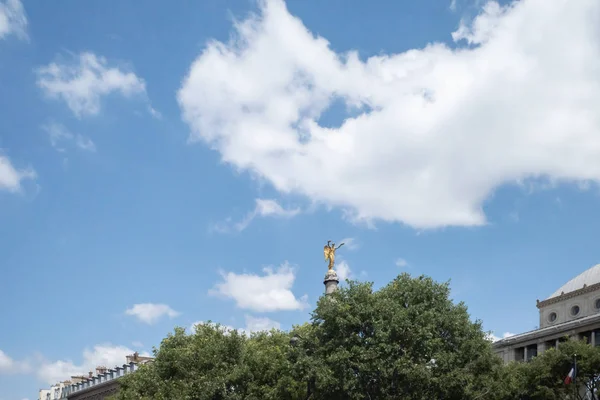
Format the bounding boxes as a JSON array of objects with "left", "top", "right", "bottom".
[{"left": 564, "top": 365, "right": 577, "bottom": 385}]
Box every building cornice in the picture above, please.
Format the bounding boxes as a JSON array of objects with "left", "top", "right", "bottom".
[
  {"left": 537, "top": 282, "right": 600, "bottom": 308},
  {"left": 493, "top": 312, "right": 600, "bottom": 348}
]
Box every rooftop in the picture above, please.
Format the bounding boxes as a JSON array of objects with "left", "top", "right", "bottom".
[
  {"left": 547, "top": 264, "right": 600, "bottom": 299},
  {"left": 493, "top": 312, "right": 600, "bottom": 347}
]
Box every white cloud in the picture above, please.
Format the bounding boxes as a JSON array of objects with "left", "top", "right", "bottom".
[
  {"left": 452, "top": 1, "right": 506, "bottom": 45},
  {"left": 75, "top": 135, "right": 96, "bottom": 152},
  {"left": 254, "top": 198, "right": 300, "bottom": 218},
  {"left": 125, "top": 303, "right": 180, "bottom": 325},
  {"left": 336, "top": 260, "right": 351, "bottom": 281},
  {"left": 190, "top": 315, "right": 280, "bottom": 335},
  {"left": 148, "top": 105, "right": 162, "bottom": 119},
  {"left": 0, "top": 0, "right": 27, "bottom": 40},
  {"left": 0, "top": 154, "right": 35, "bottom": 193},
  {"left": 395, "top": 258, "right": 408, "bottom": 268},
  {"left": 244, "top": 315, "right": 281, "bottom": 332},
  {"left": 0, "top": 349, "right": 30, "bottom": 374},
  {"left": 178, "top": 0, "right": 600, "bottom": 229},
  {"left": 36, "top": 52, "right": 147, "bottom": 117},
  {"left": 42, "top": 123, "right": 96, "bottom": 153},
  {"left": 131, "top": 341, "right": 144, "bottom": 348},
  {"left": 37, "top": 344, "right": 149, "bottom": 385},
  {"left": 209, "top": 262, "right": 308, "bottom": 312},
  {"left": 0, "top": 349, "right": 13, "bottom": 370},
  {"left": 214, "top": 198, "right": 300, "bottom": 233},
  {"left": 190, "top": 320, "right": 237, "bottom": 334},
  {"left": 339, "top": 237, "right": 359, "bottom": 250},
  {"left": 487, "top": 331, "right": 515, "bottom": 342}
]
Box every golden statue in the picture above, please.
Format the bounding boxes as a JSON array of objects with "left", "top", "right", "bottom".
[{"left": 324, "top": 240, "right": 344, "bottom": 270}]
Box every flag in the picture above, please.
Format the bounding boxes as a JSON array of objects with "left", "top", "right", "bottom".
[{"left": 564, "top": 365, "right": 577, "bottom": 385}]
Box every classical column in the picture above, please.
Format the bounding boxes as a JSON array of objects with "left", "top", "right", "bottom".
[
  {"left": 524, "top": 346, "right": 528, "bottom": 362},
  {"left": 324, "top": 269, "right": 339, "bottom": 294},
  {"left": 537, "top": 342, "right": 546, "bottom": 355},
  {"left": 323, "top": 240, "right": 344, "bottom": 294}
]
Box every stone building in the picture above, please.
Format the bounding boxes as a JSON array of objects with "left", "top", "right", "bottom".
[
  {"left": 493, "top": 264, "right": 600, "bottom": 362},
  {"left": 38, "top": 380, "right": 70, "bottom": 400},
  {"left": 38, "top": 352, "right": 153, "bottom": 400}
]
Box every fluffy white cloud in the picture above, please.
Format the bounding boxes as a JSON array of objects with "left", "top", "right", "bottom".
[
  {"left": 213, "top": 198, "right": 300, "bottom": 233},
  {"left": 244, "top": 315, "right": 281, "bottom": 332},
  {"left": 0, "top": 154, "right": 35, "bottom": 193},
  {"left": 209, "top": 262, "right": 308, "bottom": 312},
  {"left": 36, "top": 52, "right": 147, "bottom": 117},
  {"left": 395, "top": 258, "right": 408, "bottom": 268},
  {"left": 452, "top": 1, "right": 506, "bottom": 45},
  {"left": 178, "top": 0, "right": 600, "bottom": 229},
  {"left": 336, "top": 260, "right": 351, "bottom": 281},
  {"left": 449, "top": 0, "right": 458, "bottom": 12},
  {"left": 0, "top": 0, "right": 26, "bottom": 40},
  {"left": 125, "top": 303, "right": 180, "bottom": 325},
  {"left": 42, "top": 123, "right": 96, "bottom": 153},
  {"left": 0, "top": 349, "right": 30, "bottom": 374},
  {"left": 190, "top": 315, "right": 281, "bottom": 335},
  {"left": 37, "top": 344, "right": 149, "bottom": 385},
  {"left": 487, "top": 331, "right": 515, "bottom": 342}
]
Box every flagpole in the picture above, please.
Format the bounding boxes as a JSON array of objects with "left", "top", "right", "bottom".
[{"left": 573, "top": 354, "right": 577, "bottom": 400}]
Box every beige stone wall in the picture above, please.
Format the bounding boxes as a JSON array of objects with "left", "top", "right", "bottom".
[{"left": 539, "top": 288, "right": 600, "bottom": 328}]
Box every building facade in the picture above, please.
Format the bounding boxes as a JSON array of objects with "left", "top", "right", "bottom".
[
  {"left": 493, "top": 264, "right": 600, "bottom": 362},
  {"left": 38, "top": 353, "right": 153, "bottom": 400},
  {"left": 39, "top": 380, "right": 70, "bottom": 400}
]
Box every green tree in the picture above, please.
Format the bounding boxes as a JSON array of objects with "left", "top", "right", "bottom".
[
  {"left": 111, "top": 274, "right": 504, "bottom": 399},
  {"left": 113, "top": 324, "right": 304, "bottom": 400},
  {"left": 293, "top": 274, "right": 504, "bottom": 400},
  {"left": 497, "top": 338, "right": 600, "bottom": 400}
]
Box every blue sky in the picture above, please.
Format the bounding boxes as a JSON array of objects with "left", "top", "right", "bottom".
[{"left": 2, "top": 0, "right": 600, "bottom": 398}]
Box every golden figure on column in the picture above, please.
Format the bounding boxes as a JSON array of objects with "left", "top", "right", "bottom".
[{"left": 323, "top": 240, "right": 344, "bottom": 270}]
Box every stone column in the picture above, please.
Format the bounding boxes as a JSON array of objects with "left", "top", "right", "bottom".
[
  {"left": 537, "top": 342, "right": 546, "bottom": 355},
  {"left": 593, "top": 331, "right": 596, "bottom": 347},
  {"left": 524, "top": 346, "right": 528, "bottom": 362},
  {"left": 507, "top": 348, "right": 515, "bottom": 362},
  {"left": 324, "top": 269, "right": 339, "bottom": 294}
]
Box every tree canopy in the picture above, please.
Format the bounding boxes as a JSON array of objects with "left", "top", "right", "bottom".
[
  {"left": 111, "top": 273, "right": 600, "bottom": 400},
  {"left": 297, "top": 274, "right": 503, "bottom": 399},
  {"left": 497, "top": 339, "right": 600, "bottom": 400}
]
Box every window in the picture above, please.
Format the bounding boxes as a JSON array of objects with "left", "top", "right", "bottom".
[
  {"left": 595, "top": 298, "right": 600, "bottom": 310},
  {"left": 571, "top": 305, "right": 580, "bottom": 316},
  {"left": 526, "top": 344, "right": 538, "bottom": 361},
  {"left": 549, "top": 312, "right": 557, "bottom": 322}
]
